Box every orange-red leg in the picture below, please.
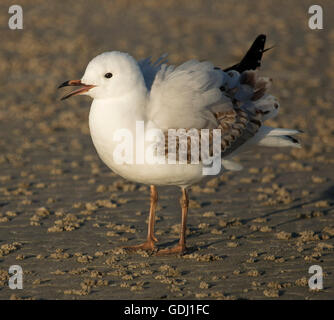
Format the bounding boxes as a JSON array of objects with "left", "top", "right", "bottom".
[
  {"left": 124, "top": 185, "right": 158, "bottom": 251},
  {"left": 157, "top": 188, "right": 189, "bottom": 255}
]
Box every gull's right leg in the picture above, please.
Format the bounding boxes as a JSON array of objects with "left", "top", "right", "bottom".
[
  {"left": 123, "top": 185, "right": 158, "bottom": 252},
  {"left": 157, "top": 187, "right": 189, "bottom": 255}
]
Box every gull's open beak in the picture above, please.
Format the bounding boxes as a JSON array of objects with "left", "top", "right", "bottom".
[{"left": 58, "top": 79, "right": 96, "bottom": 100}]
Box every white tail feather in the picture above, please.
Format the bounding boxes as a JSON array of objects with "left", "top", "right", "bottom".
[
  {"left": 259, "top": 126, "right": 302, "bottom": 137},
  {"left": 256, "top": 126, "right": 302, "bottom": 148},
  {"left": 221, "top": 159, "right": 243, "bottom": 171},
  {"left": 258, "top": 136, "right": 301, "bottom": 148}
]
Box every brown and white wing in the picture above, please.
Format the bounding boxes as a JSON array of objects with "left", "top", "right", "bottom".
[
  {"left": 214, "top": 107, "right": 262, "bottom": 158},
  {"left": 161, "top": 70, "right": 273, "bottom": 162}
]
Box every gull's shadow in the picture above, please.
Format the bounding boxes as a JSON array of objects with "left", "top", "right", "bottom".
[
  {"left": 254, "top": 184, "right": 334, "bottom": 228},
  {"left": 193, "top": 184, "right": 334, "bottom": 250}
]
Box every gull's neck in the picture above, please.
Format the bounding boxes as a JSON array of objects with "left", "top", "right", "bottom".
[{"left": 90, "top": 87, "right": 147, "bottom": 130}]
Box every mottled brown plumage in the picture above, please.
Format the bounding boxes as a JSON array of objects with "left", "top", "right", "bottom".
[{"left": 163, "top": 106, "right": 262, "bottom": 163}]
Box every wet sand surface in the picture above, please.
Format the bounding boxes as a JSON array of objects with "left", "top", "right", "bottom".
[{"left": 0, "top": 0, "right": 334, "bottom": 299}]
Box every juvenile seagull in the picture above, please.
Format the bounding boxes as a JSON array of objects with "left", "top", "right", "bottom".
[{"left": 59, "top": 35, "right": 301, "bottom": 255}]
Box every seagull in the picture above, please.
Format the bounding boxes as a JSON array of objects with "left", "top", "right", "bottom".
[{"left": 58, "top": 35, "right": 301, "bottom": 255}]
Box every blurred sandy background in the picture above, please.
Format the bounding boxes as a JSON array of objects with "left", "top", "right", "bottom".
[{"left": 0, "top": 0, "right": 333, "bottom": 299}]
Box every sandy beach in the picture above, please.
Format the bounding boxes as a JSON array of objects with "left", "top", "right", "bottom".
[{"left": 0, "top": 0, "right": 333, "bottom": 299}]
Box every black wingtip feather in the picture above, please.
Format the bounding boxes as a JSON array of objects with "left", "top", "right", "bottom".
[
  {"left": 285, "top": 135, "right": 300, "bottom": 144},
  {"left": 224, "top": 34, "right": 272, "bottom": 73}
]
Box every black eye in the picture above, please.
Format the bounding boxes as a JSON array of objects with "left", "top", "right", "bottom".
[{"left": 104, "top": 72, "right": 113, "bottom": 79}]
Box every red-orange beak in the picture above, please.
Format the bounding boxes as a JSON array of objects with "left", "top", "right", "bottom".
[{"left": 58, "top": 79, "right": 96, "bottom": 100}]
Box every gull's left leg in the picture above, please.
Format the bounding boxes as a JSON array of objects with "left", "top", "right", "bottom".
[
  {"left": 123, "top": 185, "right": 158, "bottom": 252},
  {"left": 157, "top": 187, "right": 189, "bottom": 255}
]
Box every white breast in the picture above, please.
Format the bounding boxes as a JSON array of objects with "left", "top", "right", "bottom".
[{"left": 88, "top": 98, "right": 206, "bottom": 188}]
